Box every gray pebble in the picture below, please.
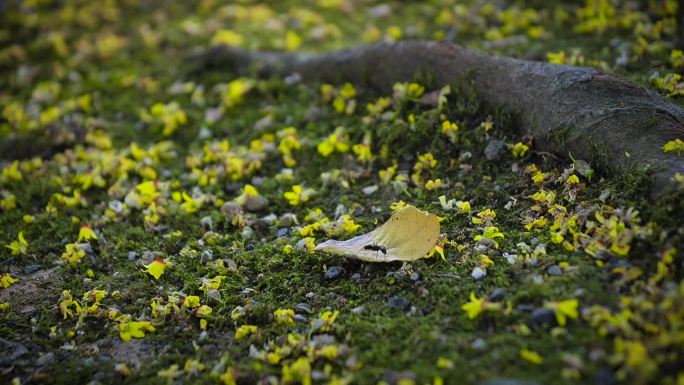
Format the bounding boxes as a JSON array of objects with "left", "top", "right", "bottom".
[
  {"left": 489, "top": 288, "right": 506, "bottom": 301},
  {"left": 350, "top": 273, "right": 362, "bottom": 283},
  {"left": 410, "top": 272, "right": 420, "bottom": 282},
  {"left": 275, "top": 227, "right": 290, "bottom": 238},
  {"left": 220, "top": 201, "right": 242, "bottom": 222},
  {"left": 293, "top": 314, "right": 308, "bottom": 323},
  {"left": 295, "top": 303, "right": 312, "bottom": 314},
  {"left": 324, "top": 266, "right": 344, "bottom": 280},
  {"left": 593, "top": 368, "right": 615, "bottom": 385},
  {"left": 36, "top": 352, "right": 54, "bottom": 366},
  {"left": 547, "top": 265, "right": 562, "bottom": 276},
  {"left": 387, "top": 295, "right": 410, "bottom": 311},
  {"left": 471, "top": 267, "right": 486, "bottom": 280},
  {"left": 484, "top": 139, "right": 506, "bottom": 162},
  {"left": 471, "top": 338, "right": 487, "bottom": 350},
  {"left": 530, "top": 307, "right": 556, "bottom": 326},
  {"left": 245, "top": 195, "right": 269, "bottom": 212},
  {"left": 350, "top": 305, "right": 365, "bottom": 314},
  {"left": 23, "top": 264, "right": 42, "bottom": 274}
]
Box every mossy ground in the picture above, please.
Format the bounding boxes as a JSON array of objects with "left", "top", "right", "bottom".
[{"left": 1, "top": 1, "right": 683, "bottom": 385}]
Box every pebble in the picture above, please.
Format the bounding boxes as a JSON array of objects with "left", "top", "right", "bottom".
[
  {"left": 362, "top": 185, "right": 379, "bottom": 195},
  {"left": 547, "top": 265, "right": 562, "bottom": 276},
  {"left": 383, "top": 371, "right": 416, "bottom": 384},
  {"left": 529, "top": 308, "right": 556, "bottom": 325},
  {"left": 324, "top": 266, "right": 344, "bottom": 280},
  {"left": 23, "top": 264, "right": 42, "bottom": 274},
  {"left": 220, "top": 201, "right": 242, "bottom": 222},
  {"left": 200, "top": 250, "right": 213, "bottom": 264},
  {"left": 261, "top": 213, "right": 277, "bottom": 225},
  {"left": 350, "top": 273, "right": 362, "bottom": 283},
  {"left": 350, "top": 305, "right": 365, "bottom": 314},
  {"left": 489, "top": 288, "right": 506, "bottom": 301},
  {"left": 387, "top": 295, "right": 410, "bottom": 311},
  {"left": 36, "top": 352, "right": 54, "bottom": 366},
  {"left": 275, "top": 228, "right": 290, "bottom": 238},
  {"left": 200, "top": 215, "right": 213, "bottom": 229},
  {"left": 293, "top": 314, "right": 308, "bottom": 323},
  {"left": 410, "top": 272, "right": 421, "bottom": 282},
  {"left": 531, "top": 274, "right": 544, "bottom": 284},
  {"left": 471, "top": 338, "right": 487, "bottom": 350},
  {"left": 295, "top": 303, "right": 312, "bottom": 314},
  {"left": 484, "top": 139, "right": 506, "bottom": 162},
  {"left": 245, "top": 195, "right": 269, "bottom": 212},
  {"left": 277, "top": 213, "right": 298, "bottom": 227},
  {"left": 207, "top": 290, "right": 221, "bottom": 302},
  {"left": 593, "top": 368, "right": 615, "bottom": 385},
  {"left": 471, "top": 267, "right": 487, "bottom": 280}
]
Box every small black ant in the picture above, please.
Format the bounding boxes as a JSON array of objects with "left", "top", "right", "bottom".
[{"left": 362, "top": 243, "right": 387, "bottom": 255}]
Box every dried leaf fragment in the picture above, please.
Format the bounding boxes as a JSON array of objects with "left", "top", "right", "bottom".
[{"left": 314, "top": 205, "right": 440, "bottom": 262}]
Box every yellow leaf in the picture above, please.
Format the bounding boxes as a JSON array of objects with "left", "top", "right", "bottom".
[
  {"left": 119, "top": 320, "right": 155, "bottom": 342},
  {"left": 520, "top": 349, "right": 543, "bottom": 365},
  {"left": 142, "top": 258, "right": 167, "bottom": 280},
  {"left": 77, "top": 225, "right": 98, "bottom": 242},
  {"left": 314, "top": 205, "right": 440, "bottom": 262}
]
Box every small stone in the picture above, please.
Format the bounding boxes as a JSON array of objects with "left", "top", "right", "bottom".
[
  {"left": 200, "top": 215, "right": 213, "bottom": 229},
  {"left": 245, "top": 195, "right": 269, "bottom": 212},
  {"left": 593, "top": 368, "right": 615, "bottom": 385},
  {"left": 324, "top": 266, "right": 344, "bottom": 280},
  {"left": 254, "top": 115, "right": 273, "bottom": 131},
  {"left": 200, "top": 250, "right": 213, "bottom": 264},
  {"left": 383, "top": 371, "right": 416, "bottom": 385},
  {"left": 516, "top": 304, "right": 535, "bottom": 312},
  {"left": 207, "top": 289, "right": 221, "bottom": 302},
  {"left": 471, "top": 338, "right": 487, "bottom": 350},
  {"left": 295, "top": 303, "right": 312, "bottom": 314},
  {"left": 18, "top": 305, "right": 36, "bottom": 314},
  {"left": 36, "top": 352, "right": 55, "bottom": 366},
  {"left": 547, "top": 265, "right": 562, "bottom": 276},
  {"left": 531, "top": 274, "right": 544, "bottom": 284},
  {"left": 489, "top": 288, "right": 506, "bottom": 301},
  {"left": 471, "top": 267, "right": 486, "bottom": 280},
  {"left": 23, "top": 264, "right": 42, "bottom": 274},
  {"left": 410, "top": 272, "right": 420, "bottom": 282},
  {"left": 530, "top": 308, "right": 556, "bottom": 326},
  {"left": 261, "top": 213, "right": 277, "bottom": 225},
  {"left": 127, "top": 251, "right": 138, "bottom": 261},
  {"left": 367, "top": 4, "right": 391, "bottom": 18},
  {"left": 350, "top": 273, "right": 362, "bottom": 283},
  {"left": 275, "top": 227, "right": 290, "bottom": 238},
  {"left": 350, "top": 305, "right": 365, "bottom": 314},
  {"left": 484, "top": 139, "right": 506, "bottom": 162},
  {"left": 293, "top": 314, "right": 308, "bottom": 323},
  {"left": 277, "top": 213, "right": 298, "bottom": 227},
  {"left": 362, "top": 185, "right": 379, "bottom": 195},
  {"left": 387, "top": 295, "right": 410, "bottom": 311},
  {"left": 240, "top": 227, "right": 254, "bottom": 239},
  {"left": 220, "top": 202, "right": 242, "bottom": 222},
  {"left": 245, "top": 244, "right": 255, "bottom": 251}
]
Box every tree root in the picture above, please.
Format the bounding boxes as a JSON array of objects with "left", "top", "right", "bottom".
[{"left": 191, "top": 40, "right": 684, "bottom": 191}]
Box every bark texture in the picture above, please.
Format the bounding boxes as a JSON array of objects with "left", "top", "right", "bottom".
[{"left": 195, "top": 40, "right": 684, "bottom": 188}]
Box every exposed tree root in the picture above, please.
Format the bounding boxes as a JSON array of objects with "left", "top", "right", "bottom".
[{"left": 193, "top": 40, "right": 684, "bottom": 190}]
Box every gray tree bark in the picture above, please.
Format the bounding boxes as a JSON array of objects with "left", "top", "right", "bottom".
[{"left": 194, "top": 40, "right": 684, "bottom": 190}]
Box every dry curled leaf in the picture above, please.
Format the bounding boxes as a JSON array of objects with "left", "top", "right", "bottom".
[{"left": 314, "top": 205, "right": 440, "bottom": 262}]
